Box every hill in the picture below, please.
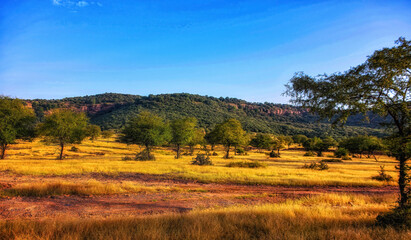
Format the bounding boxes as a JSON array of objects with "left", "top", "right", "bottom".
[{"left": 26, "top": 93, "right": 387, "bottom": 139}]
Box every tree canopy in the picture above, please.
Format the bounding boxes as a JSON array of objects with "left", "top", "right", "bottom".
[
  {"left": 285, "top": 38, "right": 410, "bottom": 209},
  {"left": 170, "top": 117, "right": 197, "bottom": 158},
  {"left": 39, "top": 109, "right": 89, "bottom": 160},
  {"left": 211, "top": 119, "right": 247, "bottom": 158},
  {"left": 0, "top": 97, "right": 36, "bottom": 159}
]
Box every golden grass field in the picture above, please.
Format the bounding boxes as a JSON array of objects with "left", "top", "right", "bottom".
[{"left": 0, "top": 136, "right": 408, "bottom": 239}]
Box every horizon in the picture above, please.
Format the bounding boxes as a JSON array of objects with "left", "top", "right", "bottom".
[{"left": 1, "top": 0, "right": 411, "bottom": 103}]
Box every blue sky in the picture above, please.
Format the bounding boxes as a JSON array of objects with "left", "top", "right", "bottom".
[{"left": 1, "top": 0, "right": 410, "bottom": 103}]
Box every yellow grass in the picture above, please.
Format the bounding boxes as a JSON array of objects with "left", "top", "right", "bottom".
[
  {"left": 1, "top": 193, "right": 409, "bottom": 240},
  {"left": 0, "top": 137, "right": 398, "bottom": 187}
]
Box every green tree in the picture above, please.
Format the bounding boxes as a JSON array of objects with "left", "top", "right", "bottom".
[
  {"left": 170, "top": 117, "right": 197, "bottom": 159},
  {"left": 250, "top": 133, "right": 273, "bottom": 151},
  {"left": 87, "top": 124, "right": 101, "bottom": 142},
  {"left": 212, "top": 119, "right": 247, "bottom": 158},
  {"left": 121, "top": 111, "right": 170, "bottom": 160},
  {"left": 39, "top": 109, "right": 89, "bottom": 160},
  {"left": 285, "top": 38, "right": 410, "bottom": 209},
  {"left": 0, "top": 97, "right": 36, "bottom": 159},
  {"left": 292, "top": 134, "right": 308, "bottom": 146},
  {"left": 101, "top": 130, "right": 115, "bottom": 139},
  {"left": 188, "top": 128, "right": 205, "bottom": 155},
  {"left": 205, "top": 130, "right": 219, "bottom": 151},
  {"left": 272, "top": 136, "right": 286, "bottom": 156}
]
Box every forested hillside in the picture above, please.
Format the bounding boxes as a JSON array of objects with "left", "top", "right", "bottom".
[{"left": 26, "top": 93, "right": 387, "bottom": 139}]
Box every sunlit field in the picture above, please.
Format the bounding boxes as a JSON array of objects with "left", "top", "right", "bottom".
[
  {"left": 0, "top": 136, "right": 398, "bottom": 187},
  {"left": 0, "top": 136, "right": 406, "bottom": 239}
]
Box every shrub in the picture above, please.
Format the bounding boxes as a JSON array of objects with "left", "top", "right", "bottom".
[
  {"left": 372, "top": 166, "right": 393, "bottom": 182},
  {"left": 303, "top": 151, "right": 316, "bottom": 157},
  {"left": 135, "top": 150, "right": 155, "bottom": 161},
  {"left": 269, "top": 150, "right": 280, "bottom": 158},
  {"left": 334, "top": 148, "right": 349, "bottom": 158},
  {"left": 321, "top": 158, "right": 342, "bottom": 163},
  {"left": 342, "top": 156, "right": 352, "bottom": 160},
  {"left": 122, "top": 156, "right": 133, "bottom": 161},
  {"left": 69, "top": 146, "right": 79, "bottom": 152},
  {"left": 191, "top": 154, "right": 213, "bottom": 166},
  {"left": 376, "top": 207, "right": 411, "bottom": 228},
  {"left": 212, "top": 152, "right": 218, "bottom": 156},
  {"left": 226, "top": 161, "right": 266, "bottom": 168},
  {"left": 236, "top": 148, "right": 247, "bottom": 156},
  {"left": 303, "top": 162, "right": 329, "bottom": 170}
]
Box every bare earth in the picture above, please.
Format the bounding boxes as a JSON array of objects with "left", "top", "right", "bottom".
[{"left": 0, "top": 172, "right": 397, "bottom": 220}]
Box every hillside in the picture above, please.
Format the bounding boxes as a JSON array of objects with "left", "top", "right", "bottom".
[{"left": 27, "top": 93, "right": 388, "bottom": 139}]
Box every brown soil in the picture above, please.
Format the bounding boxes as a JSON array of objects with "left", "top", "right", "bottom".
[{"left": 0, "top": 172, "right": 398, "bottom": 220}]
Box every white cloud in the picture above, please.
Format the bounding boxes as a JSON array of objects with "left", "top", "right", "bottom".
[
  {"left": 76, "top": 1, "right": 89, "bottom": 7},
  {"left": 52, "top": 0, "right": 100, "bottom": 8}
]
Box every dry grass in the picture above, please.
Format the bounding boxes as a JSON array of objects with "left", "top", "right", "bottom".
[
  {"left": 0, "top": 137, "right": 398, "bottom": 187},
  {"left": 0, "top": 180, "right": 204, "bottom": 197},
  {"left": 0, "top": 193, "right": 409, "bottom": 240}
]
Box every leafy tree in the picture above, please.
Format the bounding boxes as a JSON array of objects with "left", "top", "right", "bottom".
[
  {"left": 101, "top": 129, "right": 115, "bottom": 139},
  {"left": 121, "top": 111, "right": 170, "bottom": 160},
  {"left": 205, "top": 130, "right": 219, "bottom": 151},
  {"left": 212, "top": 119, "right": 247, "bottom": 158},
  {"left": 272, "top": 136, "right": 286, "bottom": 156},
  {"left": 292, "top": 134, "right": 308, "bottom": 146},
  {"left": 87, "top": 124, "right": 101, "bottom": 142},
  {"left": 170, "top": 117, "right": 197, "bottom": 158},
  {"left": 0, "top": 97, "right": 36, "bottom": 159},
  {"left": 250, "top": 133, "right": 273, "bottom": 151},
  {"left": 340, "top": 136, "right": 384, "bottom": 159},
  {"left": 39, "top": 109, "right": 89, "bottom": 160},
  {"left": 188, "top": 128, "right": 205, "bottom": 155},
  {"left": 285, "top": 38, "right": 410, "bottom": 210},
  {"left": 282, "top": 135, "right": 294, "bottom": 148}
]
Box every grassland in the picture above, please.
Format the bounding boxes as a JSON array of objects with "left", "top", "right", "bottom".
[
  {"left": 0, "top": 137, "right": 406, "bottom": 239},
  {"left": 0, "top": 137, "right": 398, "bottom": 187}
]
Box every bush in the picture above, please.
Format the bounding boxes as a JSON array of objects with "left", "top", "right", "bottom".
[
  {"left": 191, "top": 154, "right": 213, "bottom": 166},
  {"left": 236, "top": 148, "right": 247, "bottom": 156},
  {"left": 303, "top": 151, "right": 316, "bottom": 157},
  {"left": 372, "top": 166, "right": 393, "bottom": 182},
  {"left": 122, "top": 156, "right": 134, "bottom": 161},
  {"left": 69, "top": 146, "right": 79, "bottom": 152},
  {"left": 135, "top": 150, "right": 155, "bottom": 161},
  {"left": 376, "top": 207, "right": 411, "bottom": 228},
  {"left": 101, "top": 130, "right": 115, "bottom": 138},
  {"left": 226, "top": 161, "right": 266, "bottom": 168},
  {"left": 321, "top": 158, "right": 343, "bottom": 163},
  {"left": 303, "top": 162, "right": 329, "bottom": 170},
  {"left": 269, "top": 150, "right": 280, "bottom": 158},
  {"left": 212, "top": 152, "right": 218, "bottom": 156},
  {"left": 334, "top": 148, "right": 349, "bottom": 158},
  {"left": 341, "top": 156, "right": 352, "bottom": 160}
]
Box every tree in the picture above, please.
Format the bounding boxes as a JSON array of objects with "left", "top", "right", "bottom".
[
  {"left": 205, "top": 130, "right": 219, "bottom": 151},
  {"left": 292, "top": 134, "right": 308, "bottom": 146},
  {"left": 101, "top": 130, "right": 115, "bottom": 139},
  {"left": 188, "top": 128, "right": 205, "bottom": 155},
  {"left": 212, "top": 119, "right": 247, "bottom": 158},
  {"left": 121, "top": 111, "right": 170, "bottom": 160},
  {"left": 87, "top": 124, "right": 101, "bottom": 142},
  {"left": 272, "top": 136, "right": 286, "bottom": 156},
  {"left": 250, "top": 133, "right": 273, "bottom": 151},
  {"left": 0, "top": 97, "right": 36, "bottom": 159},
  {"left": 39, "top": 109, "right": 89, "bottom": 160},
  {"left": 285, "top": 38, "right": 410, "bottom": 209},
  {"left": 170, "top": 117, "right": 197, "bottom": 158}
]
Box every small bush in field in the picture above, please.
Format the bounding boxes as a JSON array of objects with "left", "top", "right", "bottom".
[
  {"left": 122, "top": 156, "right": 133, "bottom": 161},
  {"left": 226, "top": 161, "right": 266, "bottom": 168},
  {"left": 321, "top": 158, "right": 342, "bottom": 163},
  {"left": 303, "top": 162, "right": 329, "bottom": 170},
  {"left": 334, "top": 148, "right": 349, "bottom": 158},
  {"left": 269, "top": 150, "right": 280, "bottom": 158},
  {"left": 69, "top": 146, "right": 79, "bottom": 152},
  {"left": 212, "top": 152, "right": 218, "bottom": 156},
  {"left": 372, "top": 166, "right": 393, "bottom": 182},
  {"left": 303, "top": 151, "right": 316, "bottom": 157},
  {"left": 191, "top": 154, "right": 213, "bottom": 166},
  {"left": 342, "top": 155, "right": 352, "bottom": 160},
  {"left": 236, "top": 148, "right": 247, "bottom": 155},
  {"left": 135, "top": 150, "right": 155, "bottom": 161}
]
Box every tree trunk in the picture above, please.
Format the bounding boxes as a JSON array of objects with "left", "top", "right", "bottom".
[
  {"left": 0, "top": 144, "right": 6, "bottom": 159},
  {"left": 189, "top": 145, "right": 194, "bottom": 156},
  {"left": 277, "top": 148, "right": 280, "bottom": 157},
  {"left": 176, "top": 144, "right": 181, "bottom": 159},
  {"left": 225, "top": 146, "right": 230, "bottom": 159},
  {"left": 398, "top": 152, "right": 408, "bottom": 208},
  {"left": 234, "top": 146, "right": 237, "bottom": 155},
  {"left": 59, "top": 142, "right": 64, "bottom": 160},
  {"left": 211, "top": 145, "right": 215, "bottom": 151}
]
